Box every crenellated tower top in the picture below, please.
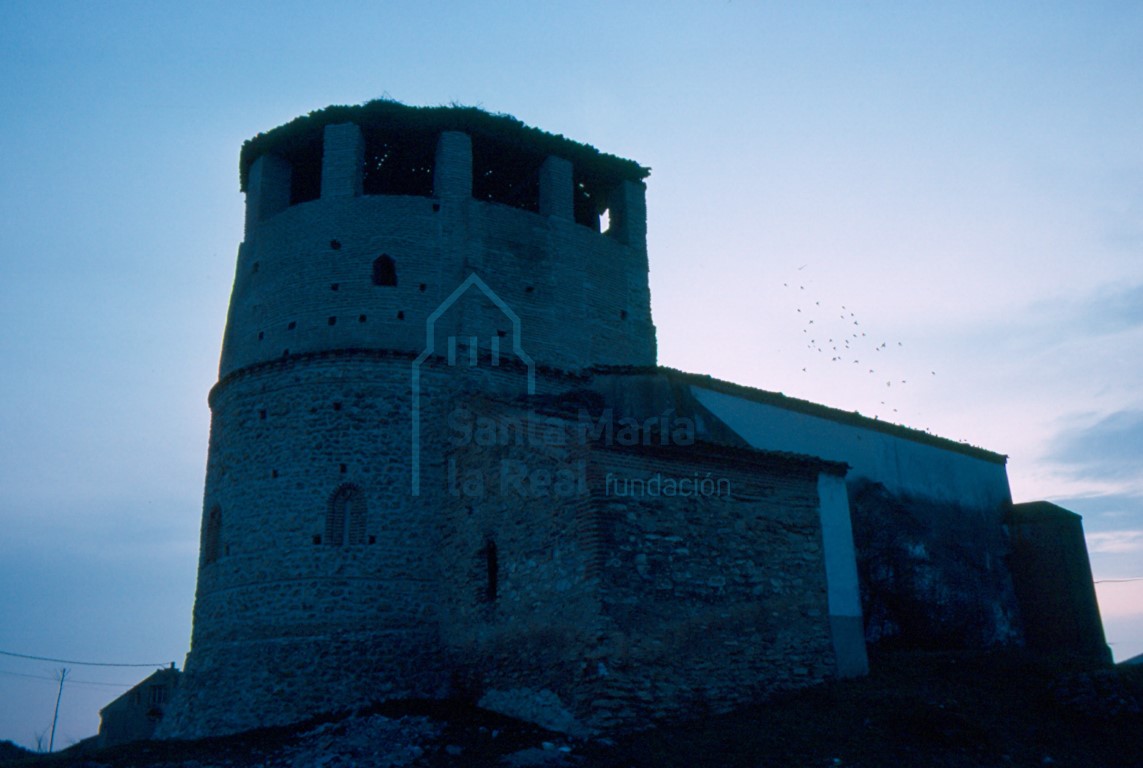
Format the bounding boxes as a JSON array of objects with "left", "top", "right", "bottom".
[
  {"left": 221, "top": 100, "right": 656, "bottom": 378},
  {"left": 239, "top": 100, "right": 648, "bottom": 208}
]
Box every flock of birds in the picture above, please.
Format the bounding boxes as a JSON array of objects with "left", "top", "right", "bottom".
[{"left": 783, "top": 265, "right": 936, "bottom": 422}]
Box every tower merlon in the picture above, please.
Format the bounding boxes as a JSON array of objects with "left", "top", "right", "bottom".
[
  {"left": 538, "top": 155, "right": 573, "bottom": 221},
  {"left": 606, "top": 179, "right": 647, "bottom": 248},
  {"left": 321, "top": 122, "right": 365, "bottom": 199},
  {"left": 244, "top": 154, "right": 292, "bottom": 235},
  {"left": 434, "top": 131, "right": 472, "bottom": 201}
]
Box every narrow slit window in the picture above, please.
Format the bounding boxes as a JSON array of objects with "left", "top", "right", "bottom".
[{"left": 203, "top": 505, "right": 222, "bottom": 565}]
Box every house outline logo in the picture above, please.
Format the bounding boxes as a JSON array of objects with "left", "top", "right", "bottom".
[{"left": 411, "top": 273, "right": 536, "bottom": 495}]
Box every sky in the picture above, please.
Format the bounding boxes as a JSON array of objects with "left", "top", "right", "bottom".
[{"left": 1, "top": 0, "right": 1141, "bottom": 751}]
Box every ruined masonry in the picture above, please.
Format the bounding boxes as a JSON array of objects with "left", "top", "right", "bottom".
[{"left": 158, "top": 101, "right": 1109, "bottom": 739}]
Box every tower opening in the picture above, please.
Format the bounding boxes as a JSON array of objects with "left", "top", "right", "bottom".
[
  {"left": 326, "top": 484, "right": 367, "bottom": 546},
  {"left": 287, "top": 138, "right": 323, "bottom": 205},
  {"left": 472, "top": 137, "right": 542, "bottom": 213},
  {"left": 483, "top": 539, "right": 499, "bottom": 602},
  {"left": 372, "top": 254, "right": 397, "bottom": 287},
  {"left": 203, "top": 505, "right": 222, "bottom": 565},
  {"left": 362, "top": 129, "right": 435, "bottom": 197}
]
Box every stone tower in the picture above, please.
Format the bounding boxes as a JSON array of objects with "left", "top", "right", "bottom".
[{"left": 162, "top": 101, "right": 657, "bottom": 737}]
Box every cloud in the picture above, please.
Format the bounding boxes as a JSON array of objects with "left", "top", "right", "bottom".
[
  {"left": 1048, "top": 409, "right": 1143, "bottom": 484},
  {"left": 1086, "top": 530, "right": 1143, "bottom": 554},
  {"left": 1058, "top": 491, "right": 1143, "bottom": 524},
  {"left": 1073, "top": 283, "right": 1143, "bottom": 336},
  {"left": 1002, "top": 281, "right": 1143, "bottom": 352}
]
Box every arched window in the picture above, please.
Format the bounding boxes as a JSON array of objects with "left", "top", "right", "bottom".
[
  {"left": 372, "top": 254, "right": 397, "bottom": 287},
  {"left": 203, "top": 505, "right": 222, "bottom": 565},
  {"left": 326, "top": 484, "right": 367, "bottom": 546}
]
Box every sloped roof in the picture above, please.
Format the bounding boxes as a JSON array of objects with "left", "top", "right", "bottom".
[
  {"left": 590, "top": 365, "right": 1009, "bottom": 465},
  {"left": 99, "top": 667, "right": 179, "bottom": 716},
  {"left": 1009, "top": 501, "right": 1082, "bottom": 522}
]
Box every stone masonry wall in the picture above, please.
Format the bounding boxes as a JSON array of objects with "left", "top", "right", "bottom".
[
  {"left": 166, "top": 355, "right": 845, "bottom": 737},
  {"left": 688, "top": 379, "right": 1022, "bottom": 649},
  {"left": 434, "top": 398, "right": 601, "bottom": 733},
  {"left": 585, "top": 446, "right": 837, "bottom": 727},
  {"left": 168, "top": 111, "right": 850, "bottom": 739},
  {"left": 419, "top": 394, "right": 840, "bottom": 732},
  {"left": 163, "top": 355, "right": 563, "bottom": 738},
  {"left": 167, "top": 113, "right": 660, "bottom": 737}
]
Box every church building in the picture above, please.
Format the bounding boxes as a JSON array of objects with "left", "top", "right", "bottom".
[{"left": 158, "top": 101, "right": 1108, "bottom": 738}]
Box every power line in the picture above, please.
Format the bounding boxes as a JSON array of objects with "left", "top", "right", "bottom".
[
  {"left": 0, "top": 669, "right": 131, "bottom": 689},
  {"left": 0, "top": 649, "right": 173, "bottom": 668}
]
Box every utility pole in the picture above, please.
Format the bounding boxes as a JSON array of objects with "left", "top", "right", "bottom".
[{"left": 48, "top": 667, "right": 68, "bottom": 752}]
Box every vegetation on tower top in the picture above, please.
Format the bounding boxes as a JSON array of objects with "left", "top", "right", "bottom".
[{"left": 238, "top": 99, "right": 650, "bottom": 194}]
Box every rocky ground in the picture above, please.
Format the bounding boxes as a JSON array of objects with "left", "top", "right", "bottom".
[{"left": 3, "top": 650, "right": 1142, "bottom": 768}]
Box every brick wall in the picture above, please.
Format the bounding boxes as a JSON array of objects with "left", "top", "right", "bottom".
[{"left": 221, "top": 123, "right": 655, "bottom": 380}]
